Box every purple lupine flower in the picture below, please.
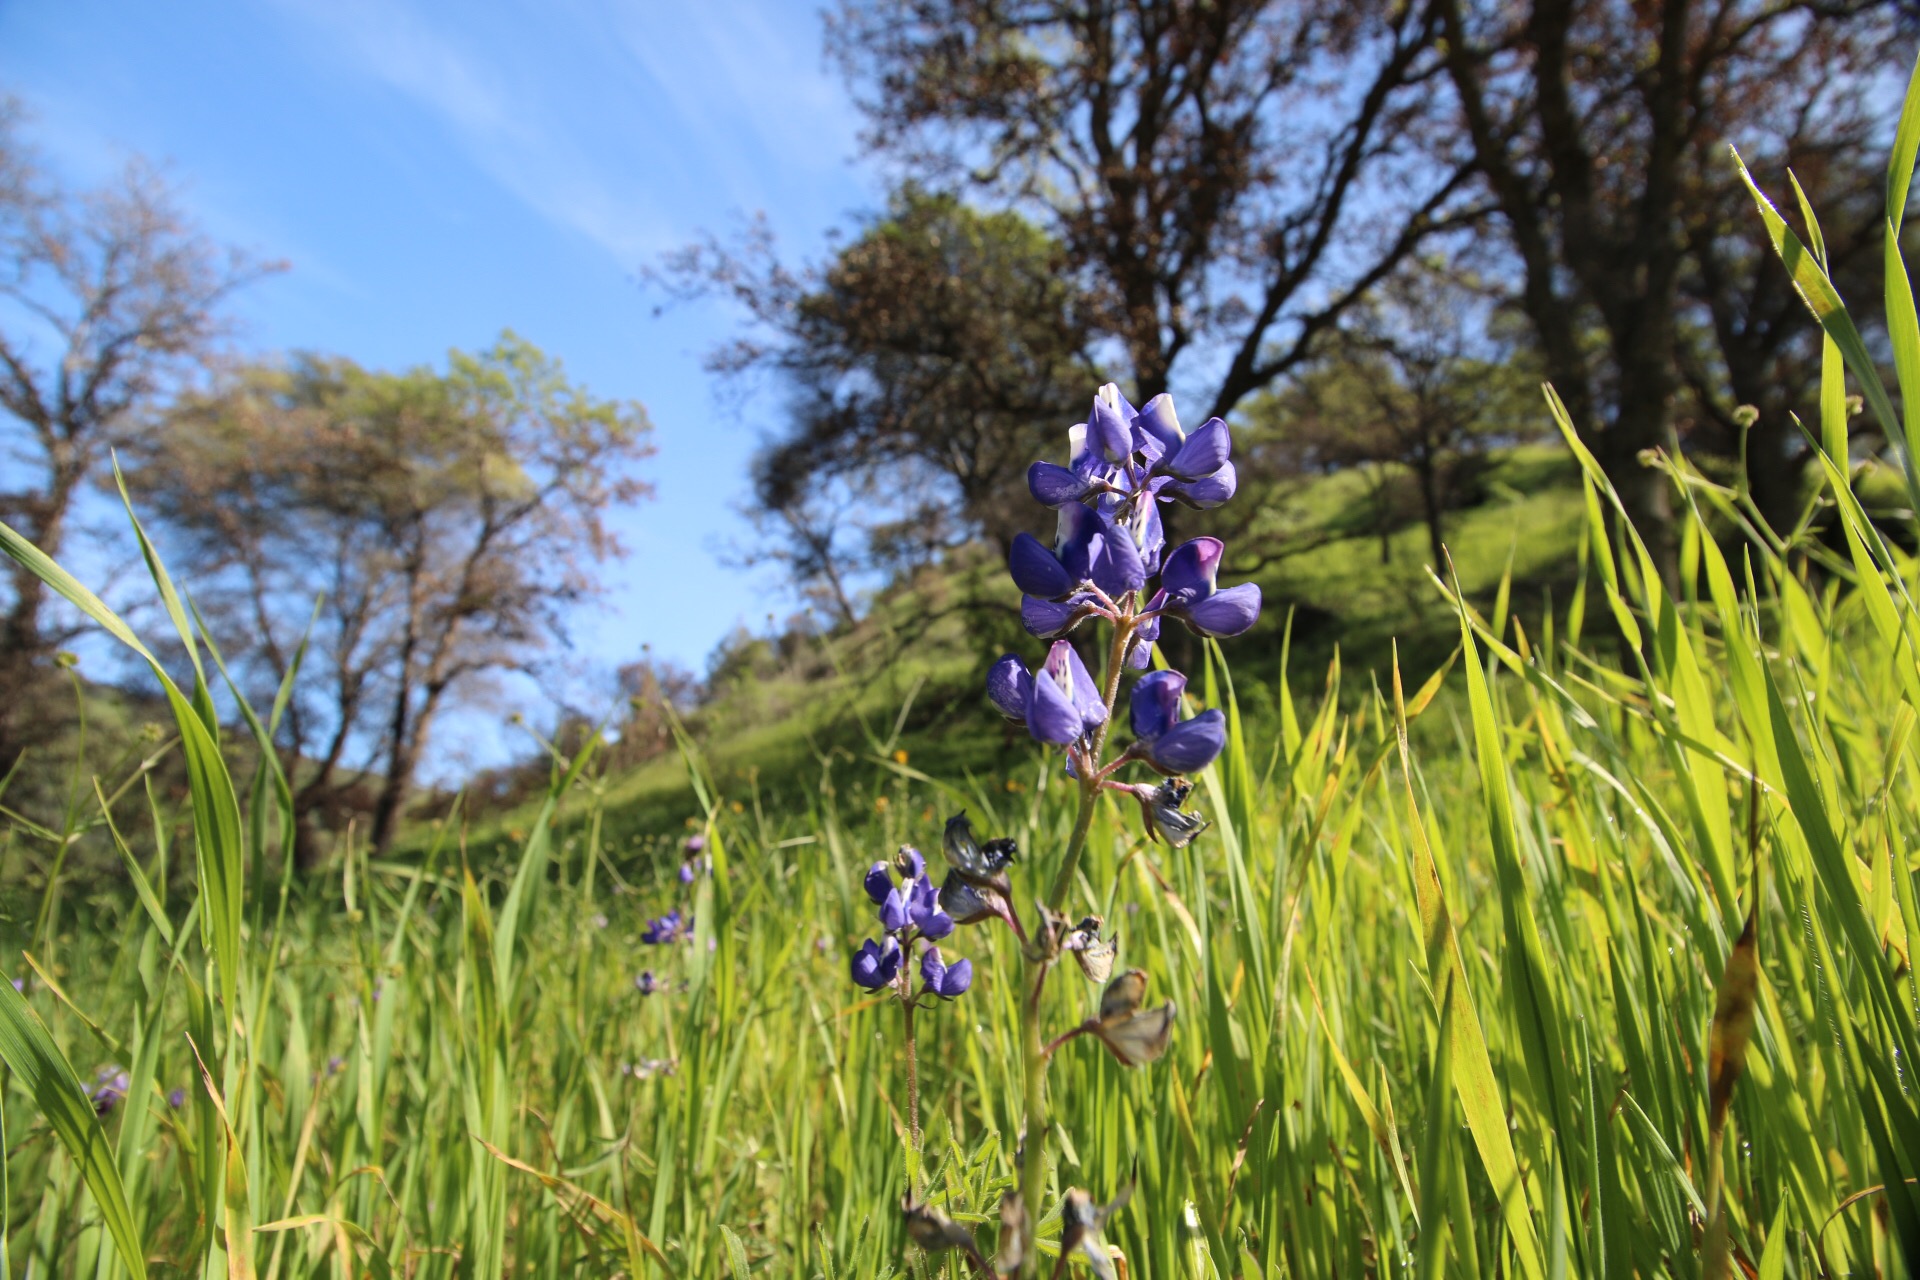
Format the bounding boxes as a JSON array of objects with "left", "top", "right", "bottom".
[
  {"left": 1160, "top": 461, "right": 1238, "bottom": 509},
  {"left": 683, "top": 833, "right": 707, "bottom": 854},
  {"left": 167, "top": 1088, "right": 187, "bottom": 1109},
  {"left": 1126, "top": 610, "right": 1162, "bottom": 670},
  {"left": 850, "top": 936, "right": 902, "bottom": 990},
  {"left": 1129, "top": 671, "right": 1227, "bottom": 774},
  {"left": 90, "top": 1067, "right": 130, "bottom": 1116},
  {"left": 640, "top": 909, "right": 692, "bottom": 945},
  {"left": 864, "top": 861, "right": 895, "bottom": 904},
  {"left": 1145, "top": 538, "right": 1262, "bottom": 638},
  {"left": 635, "top": 970, "right": 659, "bottom": 995},
  {"left": 919, "top": 946, "right": 973, "bottom": 999},
  {"left": 896, "top": 845, "right": 926, "bottom": 880},
  {"left": 985, "top": 640, "right": 1105, "bottom": 747},
  {"left": 1027, "top": 387, "right": 1237, "bottom": 523},
  {"left": 880, "top": 885, "right": 912, "bottom": 933},
  {"left": 1011, "top": 503, "right": 1145, "bottom": 621},
  {"left": 1020, "top": 592, "right": 1104, "bottom": 640},
  {"left": 907, "top": 874, "right": 954, "bottom": 941}
]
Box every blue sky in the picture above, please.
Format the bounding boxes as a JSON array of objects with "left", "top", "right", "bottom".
[{"left": 0, "top": 0, "right": 879, "bottom": 765}]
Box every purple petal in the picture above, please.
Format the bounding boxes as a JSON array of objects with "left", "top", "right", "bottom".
[
  {"left": 880, "top": 887, "right": 910, "bottom": 933},
  {"left": 1130, "top": 670, "right": 1187, "bottom": 742},
  {"left": 1053, "top": 502, "right": 1100, "bottom": 581},
  {"left": 1160, "top": 538, "right": 1224, "bottom": 598},
  {"left": 1026, "top": 664, "right": 1084, "bottom": 745},
  {"left": 1029, "top": 460, "right": 1091, "bottom": 508},
  {"left": 1088, "top": 386, "right": 1134, "bottom": 463},
  {"left": 1089, "top": 511, "right": 1146, "bottom": 596},
  {"left": 1022, "top": 595, "right": 1094, "bottom": 640},
  {"left": 1048, "top": 639, "right": 1106, "bottom": 733},
  {"left": 851, "top": 938, "right": 897, "bottom": 989},
  {"left": 1144, "top": 708, "right": 1227, "bottom": 773},
  {"left": 864, "top": 862, "right": 894, "bottom": 905},
  {"left": 1132, "top": 393, "right": 1184, "bottom": 456},
  {"left": 1132, "top": 498, "right": 1165, "bottom": 577},
  {"left": 899, "top": 845, "right": 926, "bottom": 880},
  {"left": 938, "top": 957, "right": 973, "bottom": 997},
  {"left": 1009, "top": 532, "right": 1075, "bottom": 599},
  {"left": 987, "top": 654, "right": 1033, "bottom": 721},
  {"left": 1184, "top": 583, "right": 1263, "bottom": 637},
  {"left": 1166, "top": 417, "right": 1230, "bottom": 480},
  {"left": 919, "top": 904, "right": 954, "bottom": 941},
  {"left": 1161, "top": 462, "right": 1237, "bottom": 509},
  {"left": 920, "top": 946, "right": 947, "bottom": 991},
  {"left": 1127, "top": 610, "right": 1162, "bottom": 670}
]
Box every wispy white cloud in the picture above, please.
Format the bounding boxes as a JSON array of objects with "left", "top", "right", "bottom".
[
  {"left": 608, "top": 0, "right": 866, "bottom": 213},
  {"left": 271, "top": 0, "right": 677, "bottom": 263}
]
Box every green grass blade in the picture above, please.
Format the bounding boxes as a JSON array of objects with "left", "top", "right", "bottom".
[{"left": 0, "top": 975, "right": 148, "bottom": 1279}]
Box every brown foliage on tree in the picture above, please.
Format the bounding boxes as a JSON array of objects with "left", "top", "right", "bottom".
[{"left": 827, "top": 0, "right": 1479, "bottom": 418}]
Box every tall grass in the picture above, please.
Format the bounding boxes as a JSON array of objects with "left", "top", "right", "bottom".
[{"left": 4, "top": 60, "right": 1920, "bottom": 1280}]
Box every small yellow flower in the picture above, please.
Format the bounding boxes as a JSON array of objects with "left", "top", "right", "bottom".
[
  {"left": 1004, "top": 778, "right": 1026, "bottom": 793},
  {"left": 729, "top": 800, "right": 745, "bottom": 814},
  {"left": 875, "top": 795, "right": 891, "bottom": 812},
  {"left": 892, "top": 749, "right": 910, "bottom": 765}
]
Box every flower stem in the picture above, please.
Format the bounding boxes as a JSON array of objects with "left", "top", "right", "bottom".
[{"left": 903, "top": 996, "right": 921, "bottom": 1194}]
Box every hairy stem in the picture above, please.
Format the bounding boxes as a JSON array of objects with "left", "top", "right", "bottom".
[{"left": 903, "top": 996, "right": 921, "bottom": 1194}]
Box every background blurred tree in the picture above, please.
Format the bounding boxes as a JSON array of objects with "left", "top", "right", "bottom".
[
  {"left": 0, "top": 100, "right": 274, "bottom": 760},
  {"left": 660, "top": 187, "right": 1099, "bottom": 615},
  {"left": 1246, "top": 270, "right": 1537, "bottom": 571},
  {"left": 1434, "top": 0, "right": 1904, "bottom": 558},
  {"left": 127, "top": 334, "right": 652, "bottom": 857},
  {"left": 826, "top": 0, "right": 1479, "bottom": 418}
]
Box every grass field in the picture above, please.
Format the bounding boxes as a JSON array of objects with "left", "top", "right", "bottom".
[{"left": 4, "top": 105, "right": 1920, "bottom": 1280}]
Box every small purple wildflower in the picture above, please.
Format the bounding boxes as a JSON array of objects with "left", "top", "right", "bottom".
[
  {"left": 850, "top": 936, "right": 902, "bottom": 990},
  {"left": 918, "top": 946, "right": 973, "bottom": 999},
  {"left": 850, "top": 843, "right": 968, "bottom": 999},
  {"left": 89, "top": 1067, "right": 130, "bottom": 1116},
  {"left": 1129, "top": 671, "right": 1227, "bottom": 774},
  {"left": 635, "top": 970, "right": 659, "bottom": 996},
  {"left": 167, "top": 1088, "right": 187, "bottom": 1109},
  {"left": 641, "top": 909, "right": 693, "bottom": 945}
]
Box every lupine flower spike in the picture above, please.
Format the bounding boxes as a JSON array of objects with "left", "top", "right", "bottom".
[
  {"left": 847, "top": 844, "right": 971, "bottom": 1001},
  {"left": 971, "top": 383, "right": 1258, "bottom": 1270}
]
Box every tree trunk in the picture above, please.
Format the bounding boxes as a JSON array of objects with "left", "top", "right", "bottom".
[
  {"left": 368, "top": 730, "right": 419, "bottom": 856},
  {"left": 1744, "top": 416, "right": 1809, "bottom": 538},
  {"left": 1415, "top": 453, "right": 1446, "bottom": 572}
]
